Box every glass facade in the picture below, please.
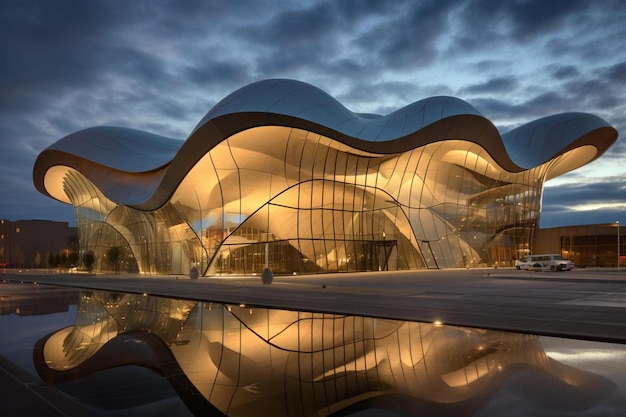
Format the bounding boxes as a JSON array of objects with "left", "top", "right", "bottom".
[{"left": 56, "top": 126, "right": 560, "bottom": 276}]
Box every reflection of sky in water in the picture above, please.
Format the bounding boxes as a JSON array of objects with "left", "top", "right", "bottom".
[
  {"left": 2, "top": 283, "right": 626, "bottom": 416},
  {"left": 468, "top": 338, "right": 626, "bottom": 417},
  {"left": 542, "top": 337, "right": 626, "bottom": 416},
  {"left": 350, "top": 339, "right": 626, "bottom": 416},
  {"left": 0, "top": 306, "right": 194, "bottom": 417},
  {"left": 0, "top": 306, "right": 76, "bottom": 374},
  {"left": 542, "top": 337, "right": 626, "bottom": 374}
]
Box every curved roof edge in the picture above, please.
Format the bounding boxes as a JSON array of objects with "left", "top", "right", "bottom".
[
  {"left": 502, "top": 112, "right": 617, "bottom": 169},
  {"left": 48, "top": 126, "right": 182, "bottom": 172},
  {"left": 33, "top": 79, "right": 619, "bottom": 209},
  {"left": 192, "top": 79, "right": 486, "bottom": 143}
]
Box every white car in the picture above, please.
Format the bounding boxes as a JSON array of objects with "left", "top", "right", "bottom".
[{"left": 515, "top": 254, "right": 574, "bottom": 271}]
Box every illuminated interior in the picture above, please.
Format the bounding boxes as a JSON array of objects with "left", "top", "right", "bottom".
[{"left": 33, "top": 79, "right": 618, "bottom": 275}]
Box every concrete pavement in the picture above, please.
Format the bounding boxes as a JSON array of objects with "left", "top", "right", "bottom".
[{"left": 3, "top": 267, "right": 626, "bottom": 344}]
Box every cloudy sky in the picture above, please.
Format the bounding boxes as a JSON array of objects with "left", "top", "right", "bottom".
[{"left": 1, "top": 0, "right": 625, "bottom": 228}]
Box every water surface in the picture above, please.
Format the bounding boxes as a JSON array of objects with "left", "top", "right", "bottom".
[{"left": 1, "top": 281, "right": 625, "bottom": 416}]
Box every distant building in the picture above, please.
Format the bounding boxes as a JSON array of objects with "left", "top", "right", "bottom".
[
  {"left": 33, "top": 79, "right": 618, "bottom": 276},
  {"left": 0, "top": 284, "right": 79, "bottom": 316},
  {"left": 535, "top": 223, "right": 624, "bottom": 268},
  {"left": 0, "top": 219, "right": 77, "bottom": 268}
]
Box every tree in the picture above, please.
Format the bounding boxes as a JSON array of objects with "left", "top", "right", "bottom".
[
  {"left": 68, "top": 251, "right": 79, "bottom": 268},
  {"left": 83, "top": 251, "right": 95, "bottom": 274},
  {"left": 60, "top": 252, "right": 68, "bottom": 268},
  {"left": 106, "top": 246, "right": 125, "bottom": 274}
]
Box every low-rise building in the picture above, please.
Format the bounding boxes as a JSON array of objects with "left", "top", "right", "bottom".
[
  {"left": 535, "top": 223, "right": 623, "bottom": 268},
  {"left": 0, "top": 219, "right": 78, "bottom": 269}
]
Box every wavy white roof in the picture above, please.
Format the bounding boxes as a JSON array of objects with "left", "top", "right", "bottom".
[{"left": 34, "top": 79, "right": 618, "bottom": 208}]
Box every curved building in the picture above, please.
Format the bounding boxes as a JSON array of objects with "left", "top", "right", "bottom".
[{"left": 33, "top": 79, "right": 618, "bottom": 276}]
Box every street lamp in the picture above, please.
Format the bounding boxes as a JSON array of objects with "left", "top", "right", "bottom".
[{"left": 617, "top": 220, "right": 620, "bottom": 271}]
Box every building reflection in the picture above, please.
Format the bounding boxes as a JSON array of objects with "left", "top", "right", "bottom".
[
  {"left": 33, "top": 290, "right": 614, "bottom": 416},
  {"left": 0, "top": 281, "right": 79, "bottom": 316}
]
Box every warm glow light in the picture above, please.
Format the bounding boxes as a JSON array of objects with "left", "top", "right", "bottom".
[
  {"left": 43, "top": 166, "right": 74, "bottom": 204},
  {"left": 545, "top": 350, "right": 624, "bottom": 362},
  {"left": 433, "top": 320, "right": 443, "bottom": 327},
  {"left": 440, "top": 149, "right": 500, "bottom": 178},
  {"left": 570, "top": 202, "right": 626, "bottom": 212}
]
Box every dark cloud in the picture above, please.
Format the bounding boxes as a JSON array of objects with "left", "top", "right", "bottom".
[
  {"left": 552, "top": 65, "right": 580, "bottom": 80},
  {"left": 605, "top": 61, "right": 626, "bottom": 84},
  {"left": 322, "top": 58, "right": 372, "bottom": 81},
  {"left": 242, "top": 1, "right": 407, "bottom": 80},
  {"left": 556, "top": 62, "right": 626, "bottom": 123},
  {"left": 184, "top": 60, "right": 251, "bottom": 88},
  {"left": 248, "top": 2, "right": 340, "bottom": 47},
  {"left": 540, "top": 208, "right": 625, "bottom": 228},
  {"left": 544, "top": 181, "right": 626, "bottom": 204},
  {"left": 1, "top": 2, "right": 132, "bottom": 108},
  {"left": 469, "top": 60, "right": 511, "bottom": 73},
  {"left": 456, "top": 0, "right": 592, "bottom": 43},
  {"left": 371, "top": 1, "right": 456, "bottom": 69},
  {"left": 523, "top": 91, "right": 573, "bottom": 114},
  {"left": 255, "top": 47, "right": 329, "bottom": 78},
  {"left": 500, "top": 0, "right": 592, "bottom": 41},
  {"left": 459, "top": 77, "right": 519, "bottom": 96},
  {"left": 336, "top": 80, "right": 421, "bottom": 114},
  {"left": 541, "top": 179, "right": 626, "bottom": 227},
  {"left": 468, "top": 60, "right": 626, "bottom": 130},
  {"left": 466, "top": 97, "right": 520, "bottom": 121}
]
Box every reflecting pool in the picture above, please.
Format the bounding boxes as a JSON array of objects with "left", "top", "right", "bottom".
[{"left": 1, "top": 281, "right": 625, "bottom": 416}]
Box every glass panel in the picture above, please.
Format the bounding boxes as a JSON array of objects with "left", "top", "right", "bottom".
[{"left": 55, "top": 127, "right": 550, "bottom": 275}]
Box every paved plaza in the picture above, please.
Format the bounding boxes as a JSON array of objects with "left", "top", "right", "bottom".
[{"left": 4, "top": 267, "right": 626, "bottom": 344}]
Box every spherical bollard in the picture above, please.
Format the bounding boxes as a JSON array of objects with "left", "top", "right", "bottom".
[
  {"left": 189, "top": 267, "right": 199, "bottom": 280},
  {"left": 261, "top": 267, "right": 273, "bottom": 285}
]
